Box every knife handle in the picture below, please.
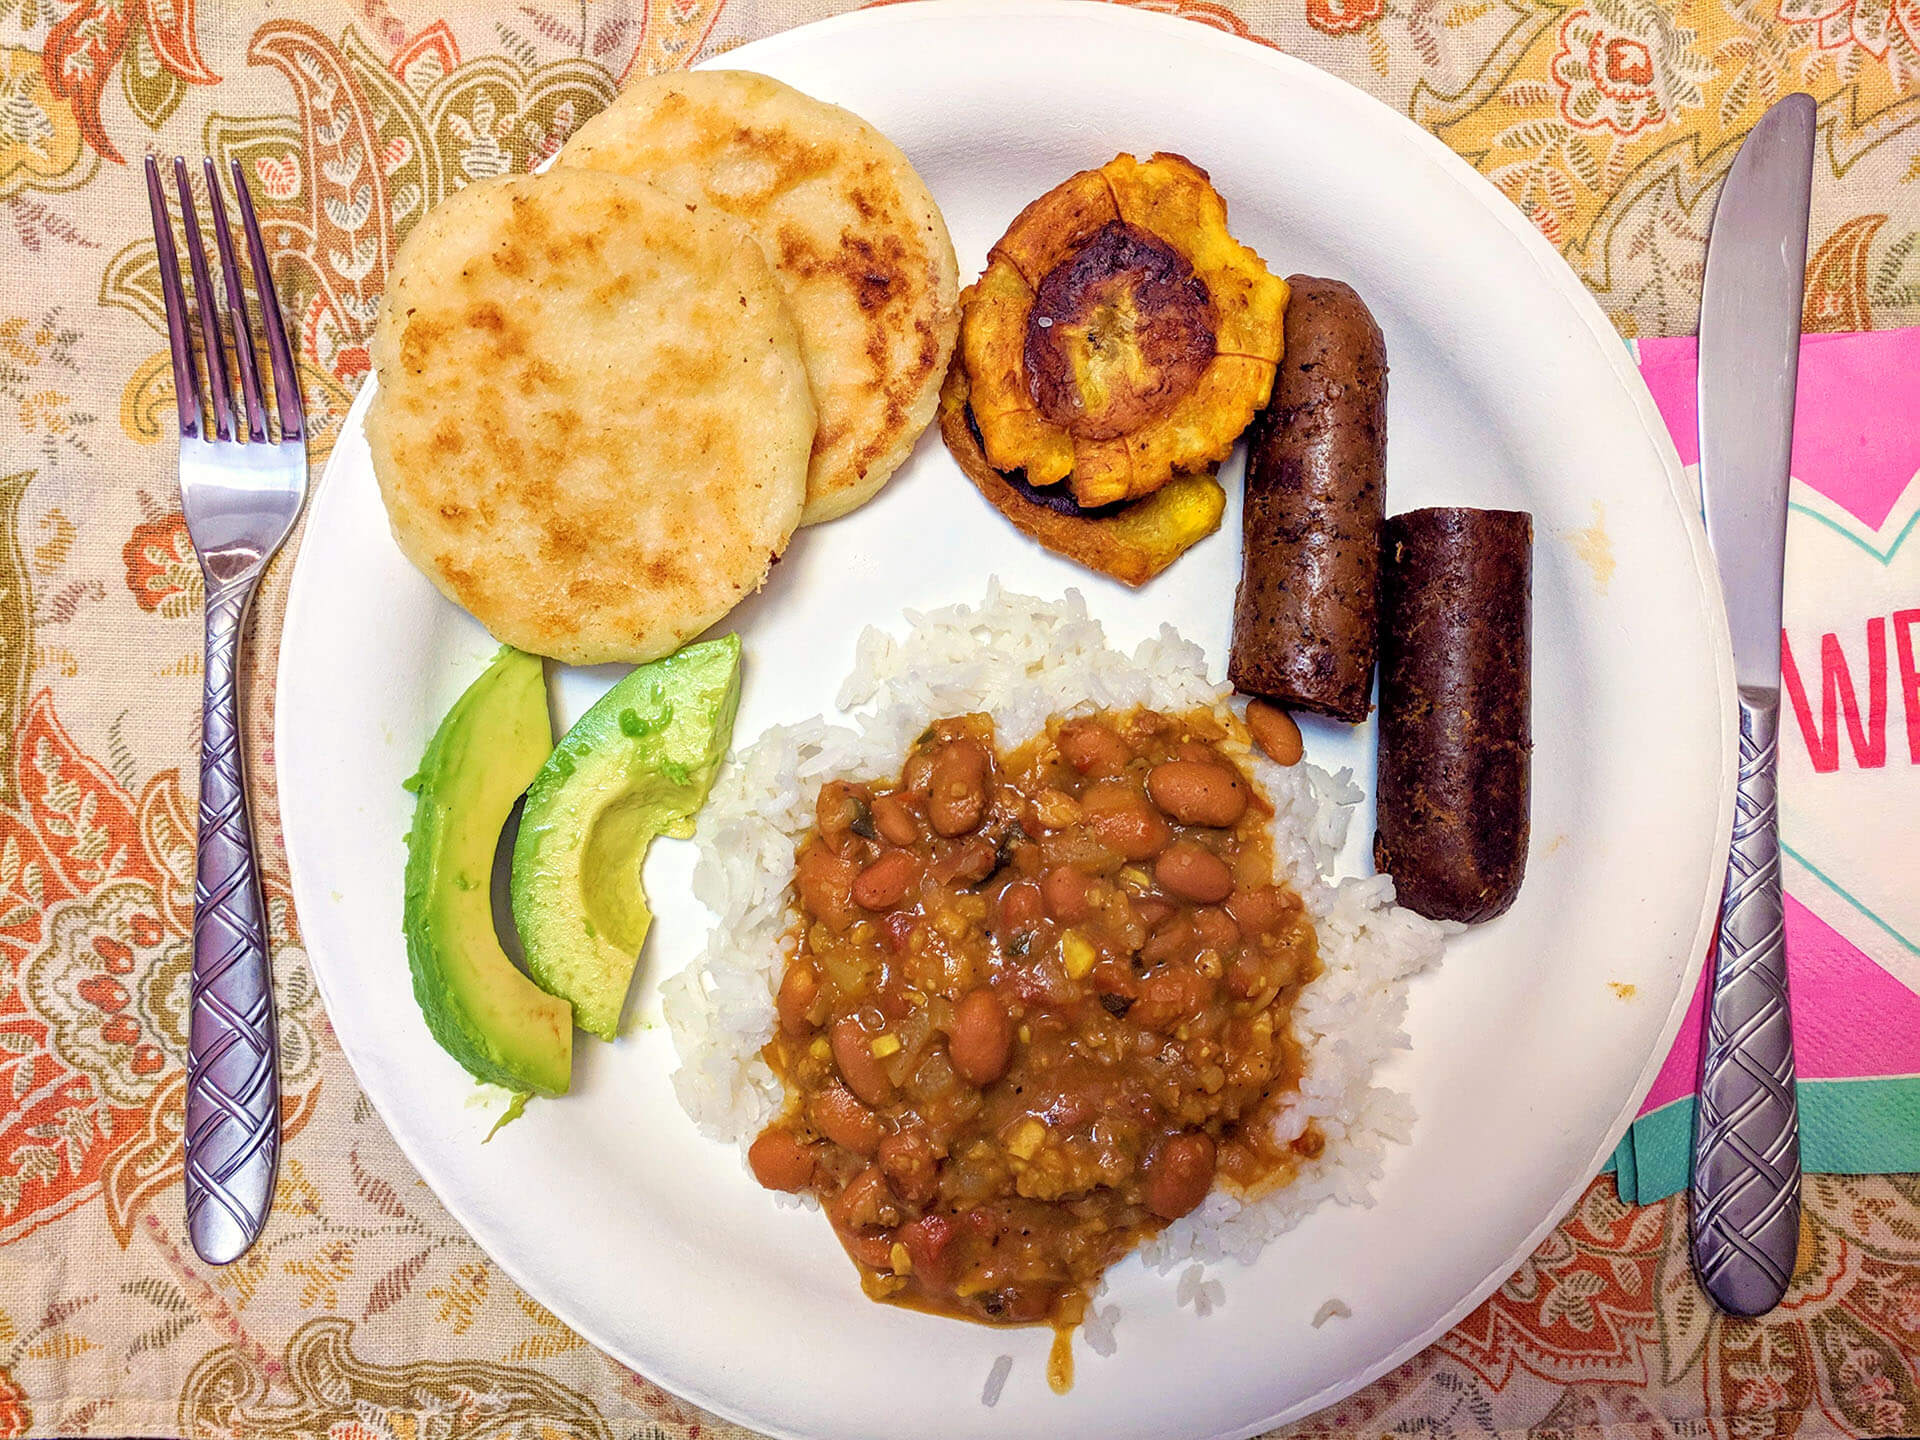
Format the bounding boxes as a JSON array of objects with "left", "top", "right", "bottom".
[{"left": 1690, "top": 686, "right": 1800, "bottom": 1315}]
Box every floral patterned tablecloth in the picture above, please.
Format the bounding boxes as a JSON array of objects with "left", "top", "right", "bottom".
[{"left": 1, "top": 0, "right": 1917, "bottom": 1436}]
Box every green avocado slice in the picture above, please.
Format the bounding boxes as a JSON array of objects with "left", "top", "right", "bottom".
[
  {"left": 403, "top": 648, "right": 573, "bottom": 1096},
  {"left": 511, "top": 635, "right": 741, "bottom": 1040}
]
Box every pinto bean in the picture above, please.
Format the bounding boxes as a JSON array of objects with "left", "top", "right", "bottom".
[
  {"left": 1082, "top": 781, "right": 1173, "bottom": 861},
  {"left": 997, "top": 880, "right": 1044, "bottom": 935},
  {"left": 1041, "top": 866, "right": 1095, "bottom": 923},
  {"left": 832, "top": 1014, "right": 895, "bottom": 1106},
  {"left": 1133, "top": 895, "right": 1176, "bottom": 929},
  {"left": 795, "top": 847, "right": 859, "bottom": 930},
  {"left": 1245, "top": 700, "right": 1304, "bottom": 766},
  {"left": 1192, "top": 906, "right": 1241, "bottom": 952},
  {"left": 747, "top": 1130, "right": 819, "bottom": 1192},
  {"left": 932, "top": 834, "right": 998, "bottom": 885},
  {"left": 948, "top": 988, "right": 1014, "bottom": 1087},
  {"left": 829, "top": 1164, "right": 900, "bottom": 1233},
  {"left": 842, "top": 1228, "right": 897, "bottom": 1270},
  {"left": 1140, "top": 914, "right": 1199, "bottom": 968},
  {"left": 1057, "top": 718, "right": 1131, "bottom": 775},
  {"left": 881, "top": 910, "right": 918, "bottom": 954},
  {"left": 870, "top": 792, "right": 921, "bottom": 847},
  {"left": 1155, "top": 842, "right": 1235, "bottom": 903},
  {"left": 853, "top": 849, "right": 919, "bottom": 910},
  {"left": 902, "top": 749, "right": 935, "bottom": 796},
  {"left": 1144, "top": 1132, "right": 1217, "bottom": 1219},
  {"left": 877, "top": 1129, "right": 940, "bottom": 1206},
  {"left": 1146, "top": 761, "right": 1249, "bottom": 827},
  {"left": 896, "top": 1214, "right": 957, "bottom": 1285},
  {"left": 1132, "top": 964, "right": 1210, "bottom": 1030},
  {"left": 1226, "top": 884, "right": 1298, "bottom": 933},
  {"left": 810, "top": 1084, "right": 883, "bottom": 1155},
  {"left": 815, "top": 781, "right": 869, "bottom": 855},
  {"left": 776, "top": 963, "right": 819, "bottom": 1037},
  {"left": 927, "top": 740, "right": 990, "bottom": 837}
]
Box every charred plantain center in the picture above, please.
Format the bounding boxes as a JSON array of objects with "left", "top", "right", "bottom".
[{"left": 1023, "top": 221, "right": 1217, "bottom": 441}]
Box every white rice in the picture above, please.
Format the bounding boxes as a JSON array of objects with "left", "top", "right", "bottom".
[
  {"left": 981, "top": 1354, "right": 1013, "bottom": 1407},
  {"left": 661, "top": 583, "right": 1445, "bottom": 1346},
  {"left": 1312, "top": 1298, "right": 1353, "bottom": 1328},
  {"left": 1081, "top": 1299, "right": 1120, "bottom": 1357}
]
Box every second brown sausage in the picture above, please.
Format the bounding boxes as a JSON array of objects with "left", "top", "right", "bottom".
[
  {"left": 1373, "top": 507, "right": 1533, "bottom": 923},
  {"left": 1229, "top": 276, "right": 1388, "bottom": 723}
]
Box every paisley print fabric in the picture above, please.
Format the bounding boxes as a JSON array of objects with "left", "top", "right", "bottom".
[{"left": 0, "top": 0, "right": 1913, "bottom": 1435}]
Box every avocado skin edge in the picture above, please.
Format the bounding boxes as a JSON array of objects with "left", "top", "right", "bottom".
[{"left": 402, "top": 647, "right": 573, "bottom": 1096}]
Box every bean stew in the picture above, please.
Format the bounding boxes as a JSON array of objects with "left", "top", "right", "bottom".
[{"left": 751, "top": 706, "right": 1321, "bottom": 1365}]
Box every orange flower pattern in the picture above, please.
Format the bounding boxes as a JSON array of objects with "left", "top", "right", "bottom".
[
  {"left": 1308, "top": 0, "right": 1387, "bottom": 36},
  {"left": 41, "top": 0, "right": 219, "bottom": 163},
  {"left": 1549, "top": 4, "right": 1711, "bottom": 135},
  {"left": 0, "top": 1365, "right": 24, "bottom": 1439},
  {"left": 122, "top": 506, "right": 200, "bottom": 618},
  {"left": 0, "top": 1, "right": 1913, "bottom": 1438}
]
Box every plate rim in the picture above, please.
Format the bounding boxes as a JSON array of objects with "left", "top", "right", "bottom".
[{"left": 276, "top": 3, "right": 1738, "bottom": 1433}]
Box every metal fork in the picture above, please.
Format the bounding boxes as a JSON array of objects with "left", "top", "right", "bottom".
[{"left": 145, "top": 156, "right": 307, "bottom": 1266}]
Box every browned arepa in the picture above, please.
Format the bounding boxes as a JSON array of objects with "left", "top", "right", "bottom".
[
  {"left": 1229, "top": 276, "right": 1388, "bottom": 722},
  {"left": 1373, "top": 507, "right": 1533, "bottom": 923}
]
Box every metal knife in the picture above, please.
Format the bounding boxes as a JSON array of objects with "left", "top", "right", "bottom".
[{"left": 1689, "top": 92, "right": 1816, "bottom": 1317}]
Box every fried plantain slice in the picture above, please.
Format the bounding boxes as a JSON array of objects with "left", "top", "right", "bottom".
[
  {"left": 960, "top": 153, "right": 1287, "bottom": 508},
  {"left": 939, "top": 349, "right": 1224, "bottom": 587}
]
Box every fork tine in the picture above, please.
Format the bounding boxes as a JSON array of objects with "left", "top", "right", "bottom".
[
  {"left": 203, "top": 159, "right": 268, "bottom": 444},
  {"left": 145, "top": 156, "right": 202, "bottom": 440},
  {"left": 230, "top": 160, "right": 305, "bottom": 443},
  {"left": 173, "top": 156, "right": 234, "bottom": 443}
]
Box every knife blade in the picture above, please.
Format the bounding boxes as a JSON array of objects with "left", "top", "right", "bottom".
[{"left": 1689, "top": 92, "right": 1815, "bottom": 1318}]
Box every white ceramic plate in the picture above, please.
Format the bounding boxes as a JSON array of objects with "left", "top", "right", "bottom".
[{"left": 276, "top": 5, "right": 1735, "bottom": 1436}]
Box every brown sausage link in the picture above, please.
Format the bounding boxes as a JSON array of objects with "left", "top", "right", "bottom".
[
  {"left": 1230, "top": 276, "right": 1387, "bottom": 722},
  {"left": 1373, "top": 507, "right": 1532, "bottom": 922}
]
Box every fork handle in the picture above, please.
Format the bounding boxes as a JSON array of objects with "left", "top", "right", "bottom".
[
  {"left": 185, "top": 571, "right": 280, "bottom": 1265},
  {"left": 1690, "top": 687, "right": 1800, "bottom": 1315}
]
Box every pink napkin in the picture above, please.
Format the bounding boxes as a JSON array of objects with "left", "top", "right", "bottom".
[{"left": 1611, "top": 329, "right": 1920, "bottom": 1203}]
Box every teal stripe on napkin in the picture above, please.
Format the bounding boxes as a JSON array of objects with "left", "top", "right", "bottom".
[{"left": 1610, "top": 1077, "right": 1920, "bottom": 1205}]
